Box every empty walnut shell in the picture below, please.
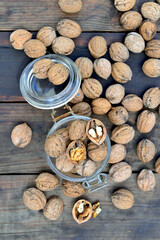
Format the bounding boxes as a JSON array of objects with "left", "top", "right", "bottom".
[
  {"left": 92, "top": 98, "right": 111, "bottom": 115},
  {"left": 155, "top": 157, "right": 160, "bottom": 174},
  {"left": 75, "top": 57, "right": 93, "bottom": 80},
  {"left": 45, "top": 134, "right": 66, "bottom": 158},
  {"left": 137, "top": 139, "right": 155, "bottom": 163},
  {"left": 43, "top": 196, "right": 63, "bottom": 220},
  {"left": 57, "top": 19, "right": 81, "bottom": 39},
  {"left": 124, "top": 32, "right": 145, "bottom": 53},
  {"left": 105, "top": 84, "right": 125, "bottom": 104},
  {"left": 114, "top": 0, "right": 136, "bottom": 12},
  {"left": 72, "top": 102, "right": 92, "bottom": 117},
  {"left": 52, "top": 36, "right": 75, "bottom": 55},
  {"left": 70, "top": 88, "right": 84, "bottom": 104},
  {"left": 55, "top": 127, "right": 70, "bottom": 145},
  {"left": 67, "top": 140, "right": 86, "bottom": 165},
  {"left": 145, "top": 39, "right": 160, "bottom": 58},
  {"left": 56, "top": 153, "right": 74, "bottom": 172},
  {"left": 10, "top": 29, "right": 32, "bottom": 50},
  {"left": 142, "top": 59, "right": 160, "bottom": 78},
  {"left": 143, "top": 87, "right": 160, "bottom": 109},
  {"left": 120, "top": 11, "right": 143, "bottom": 30},
  {"left": 108, "top": 106, "right": 129, "bottom": 125},
  {"left": 111, "top": 189, "right": 134, "bottom": 210},
  {"left": 36, "top": 26, "right": 56, "bottom": 47},
  {"left": 137, "top": 110, "right": 156, "bottom": 133},
  {"left": 72, "top": 199, "right": 92, "bottom": 224},
  {"left": 11, "top": 122, "right": 32, "bottom": 148},
  {"left": 62, "top": 180, "right": 85, "bottom": 198},
  {"left": 33, "top": 59, "right": 53, "bottom": 79},
  {"left": 112, "top": 62, "right": 132, "bottom": 83},
  {"left": 86, "top": 119, "right": 106, "bottom": 145},
  {"left": 108, "top": 144, "right": 126, "bottom": 164},
  {"left": 141, "top": 2, "right": 160, "bottom": 22},
  {"left": 76, "top": 159, "right": 96, "bottom": 176},
  {"left": 109, "top": 42, "right": 129, "bottom": 62},
  {"left": 87, "top": 142, "right": 107, "bottom": 162},
  {"left": 137, "top": 169, "right": 155, "bottom": 192},
  {"left": 58, "top": 0, "right": 82, "bottom": 13},
  {"left": 48, "top": 63, "right": 69, "bottom": 85},
  {"left": 35, "top": 172, "right": 59, "bottom": 191},
  {"left": 82, "top": 78, "right": 103, "bottom": 99},
  {"left": 94, "top": 58, "right": 111, "bottom": 80},
  {"left": 23, "top": 187, "right": 46, "bottom": 211},
  {"left": 88, "top": 36, "right": 107, "bottom": 58},
  {"left": 139, "top": 20, "right": 157, "bottom": 41},
  {"left": 122, "top": 94, "right": 143, "bottom": 112},
  {"left": 109, "top": 162, "right": 132, "bottom": 182},
  {"left": 111, "top": 124, "right": 135, "bottom": 144},
  {"left": 69, "top": 119, "right": 86, "bottom": 141},
  {"left": 24, "top": 39, "right": 46, "bottom": 58}
]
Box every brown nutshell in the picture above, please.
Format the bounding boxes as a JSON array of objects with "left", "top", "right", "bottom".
[
  {"left": 111, "top": 189, "right": 134, "bottom": 210},
  {"left": 108, "top": 144, "right": 126, "bottom": 164},
  {"left": 69, "top": 119, "right": 87, "bottom": 141},
  {"left": 52, "top": 36, "right": 75, "bottom": 55},
  {"left": 145, "top": 40, "right": 160, "bottom": 58},
  {"left": 10, "top": 29, "right": 32, "bottom": 50},
  {"left": 36, "top": 27, "right": 56, "bottom": 47},
  {"left": 88, "top": 36, "right": 107, "bottom": 58},
  {"left": 155, "top": 157, "right": 160, "bottom": 174},
  {"left": 33, "top": 59, "right": 53, "bottom": 79},
  {"left": 72, "top": 102, "right": 92, "bottom": 117},
  {"left": 92, "top": 98, "right": 111, "bottom": 115},
  {"left": 70, "top": 88, "right": 84, "bottom": 104},
  {"left": 124, "top": 32, "right": 145, "bottom": 53},
  {"left": 137, "top": 169, "right": 155, "bottom": 192},
  {"left": 35, "top": 172, "right": 59, "bottom": 191},
  {"left": 82, "top": 78, "right": 103, "bottom": 99},
  {"left": 141, "top": 2, "right": 160, "bottom": 22},
  {"left": 111, "top": 124, "right": 135, "bottom": 144},
  {"left": 58, "top": 0, "right": 82, "bottom": 13},
  {"left": 43, "top": 196, "right": 63, "bottom": 220},
  {"left": 94, "top": 58, "right": 111, "bottom": 80},
  {"left": 114, "top": 0, "right": 136, "bottom": 12},
  {"left": 142, "top": 59, "right": 160, "bottom": 78},
  {"left": 76, "top": 159, "right": 96, "bottom": 176},
  {"left": 137, "top": 110, "right": 156, "bottom": 133},
  {"left": 56, "top": 153, "right": 74, "bottom": 172},
  {"left": 122, "top": 94, "right": 143, "bottom": 112},
  {"left": 105, "top": 84, "right": 125, "bottom": 104},
  {"left": 44, "top": 134, "right": 66, "bottom": 158},
  {"left": 75, "top": 57, "right": 93, "bottom": 80},
  {"left": 62, "top": 180, "right": 85, "bottom": 198},
  {"left": 72, "top": 199, "right": 92, "bottom": 224},
  {"left": 24, "top": 39, "right": 46, "bottom": 58},
  {"left": 109, "top": 162, "right": 132, "bottom": 182},
  {"left": 109, "top": 42, "right": 129, "bottom": 62},
  {"left": 137, "top": 139, "right": 155, "bottom": 163},
  {"left": 48, "top": 63, "right": 69, "bottom": 85},
  {"left": 87, "top": 142, "right": 108, "bottom": 162},
  {"left": 57, "top": 19, "right": 81, "bottom": 38},
  {"left": 120, "top": 11, "right": 143, "bottom": 30},
  {"left": 108, "top": 106, "right": 129, "bottom": 125},
  {"left": 143, "top": 87, "right": 160, "bottom": 109},
  {"left": 55, "top": 127, "right": 70, "bottom": 145},
  {"left": 139, "top": 20, "right": 157, "bottom": 41},
  {"left": 112, "top": 62, "right": 132, "bottom": 83}
]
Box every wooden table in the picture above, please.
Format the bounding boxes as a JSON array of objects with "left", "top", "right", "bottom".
[{"left": 0, "top": 0, "right": 160, "bottom": 239}]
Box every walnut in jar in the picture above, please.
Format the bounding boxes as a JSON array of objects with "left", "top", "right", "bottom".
[
  {"left": 111, "top": 189, "right": 134, "bottom": 210},
  {"left": 137, "top": 110, "right": 156, "bottom": 133},
  {"left": 120, "top": 11, "right": 143, "bottom": 30},
  {"left": 93, "top": 58, "right": 111, "bottom": 80},
  {"left": 109, "top": 42, "right": 129, "bottom": 62},
  {"left": 124, "top": 32, "right": 145, "bottom": 53},
  {"left": 76, "top": 159, "right": 96, "bottom": 176},
  {"left": 142, "top": 59, "right": 160, "bottom": 78},
  {"left": 137, "top": 169, "right": 155, "bottom": 192},
  {"left": 105, "top": 84, "right": 125, "bottom": 104},
  {"left": 122, "top": 94, "right": 143, "bottom": 112},
  {"left": 36, "top": 26, "right": 56, "bottom": 47},
  {"left": 67, "top": 140, "right": 86, "bottom": 165},
  {"left": 141, "top": 2, "right": 160, "bottom": 22},
  {"left": 56, "top": 153, "right": 74, "bottom": 172},
  {"left": 44, "top": 134, "right": 66, "bottom": 158},
  {"left": 109, "top": 162, "right": 132, "bottom": 182},
  {"left": 33, "top": 59, "right": 53, "bottom": 79},
  {"left": 143, "top": 87, "right": 160, "bottom": 109},
  {"left": 145, "top": 40, "right": 160, "bottom": 59},
  {"left": 114, "top": 0, "right": 136, "bottom": 12},
  {"left": 139, "top": 20, "right": 157, "bottom": 41},
  {"left": 10, "top": 29, "right": 32, "bottom": 50},
  {"left": 58, "top": 0, "right": 82, "bottom": 13},
  {"left": 82, "top": 78, "right": 103, "bottom": 99},
  {"left": 108, "top": 106, "right": 129, "bottom": 125},
  {"left": 108, "top": 144, "right": 126, "bottom": 164},
  {"left": 57, "top": 19, "right": 82, "bottom": 39},
  {"left": 112, "top": 62, "right": 132, "bottom": 83},
  {"left": 62, "top": 180, "right": 85, "bottom": 198},
  {"left": 48, "top": 63, "right": 69, "bottom": 85},
  {"left": 75, "top": 57, "right": 93, "bottom": 80},
  {"left": 70, "top": 88, "right": 84, "bottom": 104},
  {"left": 55, "top": 127, "right": 70, "bottom": 145},
  {"left": 88, "top": 36, "right": 107, "bottom": 58},
  {"left": 87, "top": 142, "right": 107, "bottom": 162},
  {"left": 72, "top": 199, "right": 92, "bottom": 224},
  {"left": 137, "top": 139, "right": 155, "bottom": 163},
  {"left": 23, "top": 188, "right": 46, "bottom": 211},
  {"left": 69, "top": 119, "right": 86, "bottom": 141},
  {"left": 52, "top": 36, "right": 75, "bottom": 55},
  {"left": 92, "top": 98, "right": 111, "bottom": 115},
  {"left": 72, "top": 102, "right": 92, "bottom": 117},
  {"left": 86, "top": 119, "right": 106, "bottom": 145},
  {"left": 111, "top": 124, "right": 135, "bottom": 144},
  {"left": 43, "top": 196, "right": 63, "bottom": 220}
]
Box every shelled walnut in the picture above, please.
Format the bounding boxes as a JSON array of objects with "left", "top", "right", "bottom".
[
  {"left": 86, "top": 119, "right": 106, "bottom": 145},
  {"left": 56, "top": 153, "right": 74, "bottom": 172},
  {"left": 122, "top": 94, "right": 143, "bottom": 112},
  {"left": 75, "top": 57, "right": 93, "bottom": 80},
  {"left": 72, "top": 199, "right": 92, "bottom": 224},
  {"left": 109, "top": 162, "right": 132, "bottom": 182},
  {"left": 124, "top": 32, "right": 145, "bottom": 53},
  {"left": 57, "top": 19, "right": 82, "bottom": 38},
  {"left": 23, "top": 188, "right": 46, "bottom": 211},
  {"left": 111, "top": 124, "right": 135, "bottom": 144},
  {"left": 94, "top": 58, "right": 111, "bottom": 79},
  {"left": 92, "top": 98, "right": 111, "bottom": 115},
  {"left": 114, "top": 0, "right": 136, "bottom": 12},
  {"left": 120, "top": 11, "right": 143, "bottom": 30},
  {"left": 43, "top": 196, "right": 63, "bottom": 220},
  {"left": 10, "top": 29, "right": 32, "bottom": 50},
  {"left": 105, "top": 84, "right": 125, "bottom": 104},
  {"left": 24, "top": 39, "right": 46, "bottom": 58},
  {"left": 112, "top": 62, "right": 132, "bottom": 83},
  {"left": 137, "top": 139, "right": 155, "bottom": 163},
  {"left": 145, "top": 40, "right": 160, "bottom": 58},
  {"left": 36, "top": 26, "right": 56, "bottom": 47},
  {"left": 87, "top": 142, "right": 107, "bottom": 162},
  {"left": 69, "top": 119, "right": 86, "bottom": 141},
  {"left": 58, "top": 0, "right": 82, "bottom": 13},
  {"left": 109, "top": 42, "right": 129, "bottom": 62},
  {"left": 139, "top": 20, "right": 157, "bottom": 41},
  {"left": 52, "top": 36, "right": 75, "bottom": 55},
  {"left": 111, "top": 189, "right": 134, "bottom": 209},
  {"left": 137, "top": 110, "right": 156, "bottom": 133},
  {"left": 137, "top": 169, "right": 155, "bottom": 192},
  {"left": 143, "top": 87, "right": 160, "bottom": 109},
  {"left": 141, "top": 2, "right": 160, "bottom": 22},
  {"left": 33, "top": 59, "right": 53, "bottom": 79},
  {"left": 45, "top": 134, "right": 66, "bottom": 158},
  {"left": 72, "top": 102, "right": 92, "bottom": 117},
  {"left": 67, "top": 140, "right": 86, "bottom": 164},
  {"left": 35, "top": 172, "right": 59, "bottom": 191},
  {"left": 142, "top": 59, "right": 160, "bottom": 78},
  {"left": 108, "top": 144, "right": 126, "bottom": 164},
  {"left": 48, "top": 63, "right": 69, "bottom": 85},
  {"left": 62, "top": 181, "right": 85, "bottom": 198},
  {"left": 82, "top": 78, "right": 103, "bottom": 99},
  {"left": 108, "top": 106, "right": 129, "bottom": 125},
  {"left": 88, "top": 36, "right": 107, "bottom": 58}
]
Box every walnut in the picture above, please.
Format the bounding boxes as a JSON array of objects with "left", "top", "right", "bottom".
[
  {"left": 137, "top": 169, "right": 155, "bottom": 192},
  {"left": 137, "top": 110, "right": 156, "bottom": 133},
  {"left": 137, "top": 139, "right": 155, "bottom": 163},
  {"left": 120, "top": 11, "right": 143, "bottom": 30},
  {"left": 11, "top": 122, "right": 32, "bottom": 148},
  {"left": 109, "top": 42, "right": 129, "bottom": 62},
  {"left": 108, "top": 106, "right": 129, "bottom": 125},
  {"left": 52, "top": 36, "right": 75, "bottom": 55},
  {"left": 92, "top": 98, "right": 111, "bottom": 115},
  {"left": 142, "top": 59, "right": 160, "bottom": 78},
  {"left": 69, "top": 119, "right": 86, "bottom": 141},
  {"left": 88, "top": 36, "right": 107, "bottom": 58},
  {"left": 114, "top": 0, "right": 136, "bottom": 12},
  {"left": 143, "top": 87, "right": 160, "bottom": 109},
  {"left": 112, "top": 62, "right": 132, "bottom": 83},
  {"left": 86, "top": 119, "right": 106, "bottom": 145},
  {"left": 76, "top": 159, "right": 96, "bottom": 176},
  {"left": 67, "top": 140, "right": 86, "bottom": 164},
  {"left": 72, "top": 102, "right": 92, "bottom": 117},
  {"left": 122, "top": 94, "right": 143, "bottom": 112},
  {"left": 72, "top": 199, "right": 92, "bottom": 224},
  {"left": 82, "top": 78, "right": 103, "bottom": 99},
  {"left": 75, "top": 57, "right": 93, "bottom": 80},
  {"left": 105, "top": 84, "right": 125, "bottom": 104},
  {"left": 56, "top": 153, "right": 74, "bottom": 172},
  {"left": 58, "top": 0, "right": 82, "bottom": 13},
  {"left": 111, "top": 124, "right": 135, "bottom": 144},
  {"left": 33, "top": 59, "right": 53, "bottom": 79},
  {"left": 62, "top": 180, "right": 85, "bottom": 198},
  {"left": 24, "top": 39, "right": 46, "bottom": 58},
  {"left": 57, "top": 19, "right": 81, "bottom": 39},
  {"left": 36, "top": 26, "right": 56, "bottom": 47},
  {"left": 111, "top": 189, "right": 134, "bottom": 210},
  {"left": 155, "top": 157, "right": 160, "bottom": 174},
  {"left": 48, "top": 63, "right": 69, "bottom": 85},
  {"left": 139, "top": 20, "right": 157, "bottom": 41},
  {"left": 55, "top": 127, "right": 70, "bottom": 145},
  {"left": 43, "top": 196, "right": 63, "bottom": 220},
  {"left": 109, "top": 162, "right": 132, "bottom": 182},
  {"left": 92, "top": 202, "right": 102, "bottom": 218},
  {"left": 108, "top": 144, "right": 126, "bottom": 164},
  {"left": 87, "top": 142, "right": 107, "bottom": 162},
  {"left": 10, "top": 29, "right": 32, "bottom": 50},
  {"left": 124, "top": 32, "right": 145, "bottom": 53},
  {"left": 44, "top": 134, "right": 66, "bottom": 158},
  {"left": 141, "top": 2, "right": 160, "bottom": 22},
  {"left": 145, "top": 40, "right": 160, "bottom": 58},
  {"left": 70, "top": 88, "right": 84, "bottom": 104},
  {"left": 157, "top": 0, "right": 160, "bottom": 4},
  {"left": 94, "top": 58, "right": 111, "bottom": 80},
  {"left": 35, "top": 172, "right": 59, "bottom": 191},
  {"left": 23, "top": 188, "right": 46, "bottom": 211}
]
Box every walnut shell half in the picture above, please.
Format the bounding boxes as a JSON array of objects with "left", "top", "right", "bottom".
[
  {"left": 109, "top": 162, "right": 132, "bottom": 182},
  {"left": 43, "top": 196, "right": 63, "bottom": 220},
  {"left": 111, "top": 124, "right": 135, "bottom": 144},
  {"left": 62, "top": 180, "right": 85, "bottom": 198},
  {"left": 72, "top": 199, "right": 92, "bottom": 224},
  {"left": 35, "top": 172, "right": 59, "bottom": 191},
  {"left": 23, "top": 188, "right": 46, "bottom": 211},
  {"left": 10, "top": 29, "right": 32, "bottom": 50},
  {"left": 137, "top": 169, "right": 155, "bottom": 192},
  {"left": 111, "top": 189, "right": 134, "bottom": 209}
]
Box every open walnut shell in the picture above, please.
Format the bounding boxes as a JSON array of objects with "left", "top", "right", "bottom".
[
  {"left": 72, "top": 199, "right": 92, "bottom": 224},
  {"left": 86, "top": 119, "right": 106, "bottom": 145},
  {"left": 67, "top": 140, "right": 86, "bottom": 165}
]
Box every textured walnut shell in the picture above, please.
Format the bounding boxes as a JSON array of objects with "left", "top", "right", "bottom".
[
  {"left": 86, "top": 119, "right": 106, "bottom": 145},
  {"left": 43, "top": 196, "right": 63, "bottom": 220},
  {"left": 122, "top": 94, "right": 143, "bottom": 112},
  {"left": 11, "top": 122, "right": 32, "bottom": 148},
  {"left": 75, "top": 57, "right": 93, "bottom": 80},
  {"left": 33, "top": 59, "right": 53, "bottom": 79},
  {"left": 88, "top": 36, "right": 107, "bottom": 58},
  {"left": 52, "top": 36, "right": 75, "bottom": 55},
  {"left": 72, "top": 199, "right": 92, "bottom": 224},
  {"left": 56, "top": 153, "right": 74, "bottom": 172},
  {"left": 92, "top": 98, "right": 111, "bottom": 115},
  {"left": 141, "top": 2, "right": 160, "bottom": 22},
  {"left": 58, "top": 0, "right": 82, "bottom": 13},
  {"left": 108, "top": 106, "right": 129, "bottom": 125},
  {"left": 137, "top": 110, "right": 156, "bottom": 133},
  {"left": 23, "top": 188, "right": 46, "bottom": 211},
  {"left": 137, "top": 169, "right": 155, "bottom": 192},
  {"left": 55, "top": 127, "right": 70, "bottom": 145},
  {"left": 112, "top": 62, "right": 132, "bottom": 83},
  {"left": 109, "top": 162, "right": 132, "bottom": 182},
  {"left": 45, "top": 134, "right": 66, "bottom": 158},
  {"left": 62, "top": 181, "right": 85, "bottom": 197},
  {"left": 76, "top": 159, "right": 96, "bottom": 176},
  {"left": 24, "top": 39, "right": 46, "bottom": 58},
  {"left": 109, "top": 42, "right": 129, "bottom": 62},
  {"left": 36, "top": 26, "right": 56, "bottom": 47},
  {"left": 157, "top": 0, "right": 160, "bottom": 4},
  {"left": 70, "top": 88, "right": 84, "bottom": 104},
  {"left": 35, "top": 172, "right": 59, "bottom": 191},
  {"left": 124, "top": 32, "right": 145, "bottom": 53},
  {"left": 145, "top": 40, "right": 160, "bottom": 58},
  {"left": 82, "top": 78, "right": 103, "bottom": 99},
  {"left": 120, "top": 11, "right": 143, "bottom": 30},
  {"left": 139, "top": 20, "right": 157, "bottom": 41},
  {"left": 108, "top": 144, "right": 126, "bottom": 164},
  {"left": 111, "top": 124, "right": 135, "bottom": 144},
  {"left": 57, "top": 19, "right": 81, "bottom": 38},
  {"left": 69, "top": 119, "right": 86, "bottom": 141},
  {"left": 67, "top": 140, "right": 86, "bottom": 165},
  {"left": 10, "top": 29, "right": 32, "bottom": 50},
  {"left": 94, "top": 58, "right": 111, "bottom": 80},
  {"left": 72, "top": 102, "right": 92, "bottom": 117},
  {"left": 143, "top": 87, "right": 160, "bottom": 109},
  {"left": 48, "top": 63, "right": 69, "bottom": 85},
  {"left": 155, "top": 157, "right": 160, "bottom": 174},
  {"left": 105, "top": 84, "right": 125, "bottom": 104},
  {"left": 111, "top": 189, "right": 134, "bottom": 210},
  {"left": 137, "top": 139, "right": 155, "bottom": 163},
  {"left": 87, "top": 142, "right": 107, "bottom": 162},
  {"left": 142, "top": 59, "right": 160, "bottom": 78},
  {"left": 114, "top": 0, "right": 136, "bottom": 12}
]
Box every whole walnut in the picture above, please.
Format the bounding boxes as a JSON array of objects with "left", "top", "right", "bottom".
[
  {"left": 112, "top": 62, "right": 132, "bottom": 83},
  {"left": 137, "top": 110, "right": 156, "bottom": 133},
  {"left": 52, "top": 36, "right": 75, "bottom": 55},
  {"left": 155, "top": 157, "right": 160, "bottom": 174},
  {"left": 36, "top": 26, "right": 56, "bottom": 46},
  {"left": 111, "top": 189, "right": 134, "bottom": 210},
  {"left": 70, "top": 88, "right": 84, "bottom": 104},
  {"left": 94, "top": 58, "right": 111, "bottom": 80},
  {"left": 57, "top": 19, "right": 81, "bottom": 39},
  {"left": 86, "top": 119, "right": 106, "bottom": 145},
  {"left": 88, "top": 36, "right": 107, "bottom": 58},
  {"left": 108, "top": 106, "right": 129, "bottom": 125},
  {"left": 122, "top": 94, "right": 143, "bottom": 112},
  {"left": 114, "top": 0, "right": 136, "bottom": 12},
  {"left": 111, "top": 124, "right": 135, "bottom": 144},
  {"left": 35, "top": 172, "right": 59, "bottom": 191},
  {"left": 67, "top": 140, "right": 86, "bottom": 165},
  {"left": 10, "top": 29, "right": 32, "bottom": 50},
  {"left": 62, "top": 180, "right": 85, "bottom": 197},
  {"left": 109, "top": 162, "right": 132, "bottom": 182},
  {"left": 23, "top": 188, "right": 46, "bottom": 211},
  {"left": 137, "top": 139, "right": 155, "bottom": 163},
  {"left": 72, "top": 102, "right": 92, "bottom": 117},
  {"left": 11, "top": 122, "right": 32, "bottom": 148},
  {"left": 82, "top": 78, "right": 103, "bottom": 99},
  {"left": 143, "top": 87, "right": 160, "bottom": 109},
  {"left": 92, "top": 98, "right": 111, "bottom": 115},
  {"left": 139, "top": 20, "right": 157, "bottom": 41},
  {"left": 142, "top": 59, "right": 160, "bottom": 78},
  {"left": 145, "top": 40, "right": 160, "bottom": 58},
  {"left": 108, "top": 144, "right": 126, "bottom": 164},
  {"left": 76, "top": 159, "right": 96, "bottom": 176},
  {"left": 55, "top": 127, "right": 70, "bottom": 145},
  {"left": 120, "top": 11, "right": 143, "bottom": 30},
  {"left": 69, "top": 119, "right": 86, "bottom": 141},
  {"left": 24, "top": 39, "right": 46, "bottom": 58},
  {"left": 43, "top": 196, "right": 63, "bottom": 220},
  {"left": 75, "top": 57, "right": 93, "bottom": 80},
  {"left": 44, "top": 134, "right": 66, "bottom": 158},
  {"left": 157, "top": 0, "right": 160, "bottom": 4},
  {"left": 109, "top": 42, "right": 129, "bottom": 62},
  {"left": 58, "top": 0, "right": 82, "bottom": 13},
  {"left": 72, "top": 199, "right": 92, "bottom": 224},
  {"left": 137, "top": 169, "right": 155, "bottom": 192},
  {"left": 105, "top": 84, "right": 125, "bottom": 104},
  {"left": 124, "top": 32, "right": 145, "bottom": 53},
  {"left": 87, "top": 142, "right": 107, "bottom": 162},
  {"left": 56, "top": 153, "right": 74, "bottom": 172},
  {"left": 141, "top": 2, "right": 160, "bottom": 22},
  {"left": 48, "top": 63, "right": 69, "bottom": 85},
  {"left": 33, "top": 59, "right": 53, "bottom": 79}
]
